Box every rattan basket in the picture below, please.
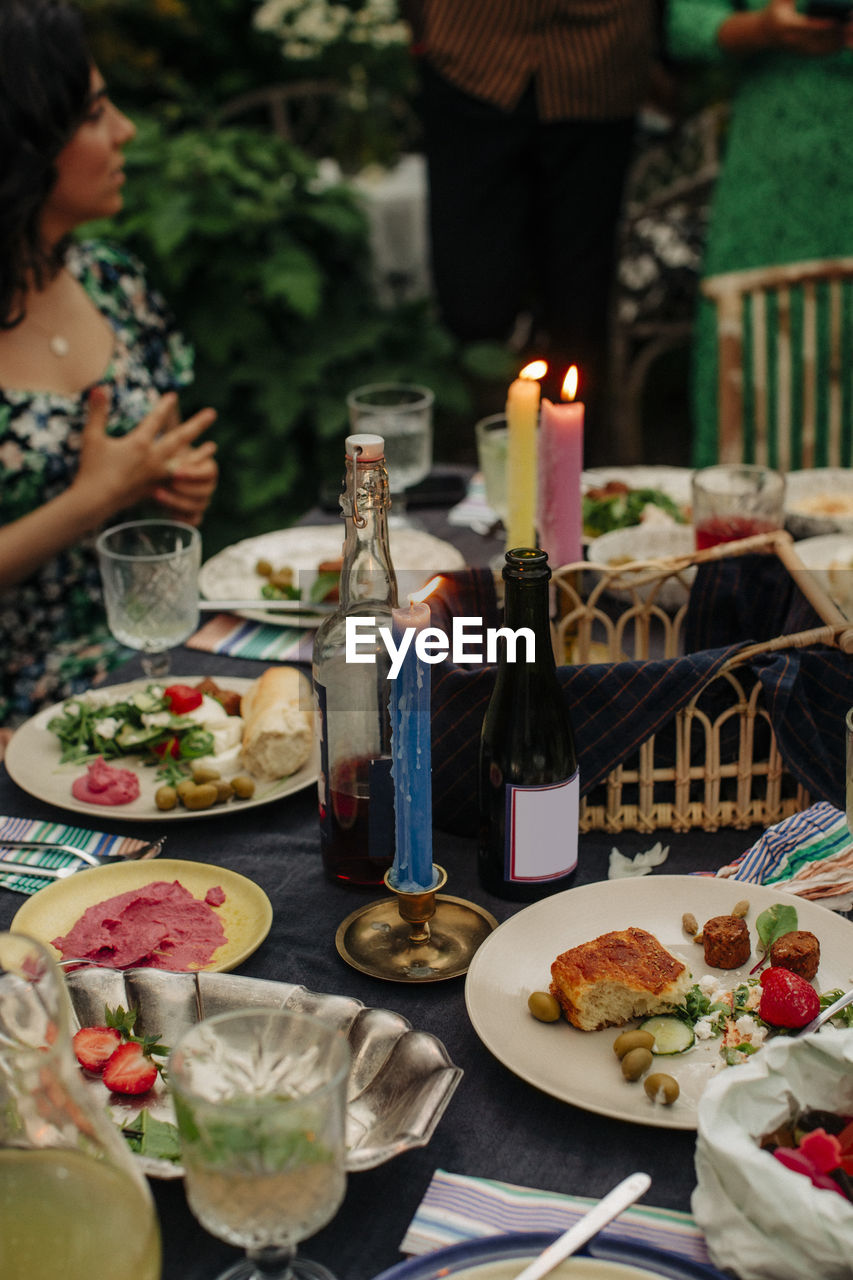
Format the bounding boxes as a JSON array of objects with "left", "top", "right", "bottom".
[{"left": 548, "top": 531, "right": 853, "bottom": 835}]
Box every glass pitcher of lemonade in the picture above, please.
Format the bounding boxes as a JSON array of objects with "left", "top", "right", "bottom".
[{"left": 0, "top": 933, "right": 161, "bottom": 1280}]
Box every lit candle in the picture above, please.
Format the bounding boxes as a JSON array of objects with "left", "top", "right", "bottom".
[
  {"left": 388, "top": 579, "right": 441, "bottom": 892},
  {"left": 506, "top": 359, "right": 547, "bottom": 551},
  {"left": 538, "top": 366, "right": 584, "bottom": 566}
]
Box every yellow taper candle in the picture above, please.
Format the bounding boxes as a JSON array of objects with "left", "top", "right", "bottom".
[{"left": 506, "top": 360, "right": 547, "bottom": 551}]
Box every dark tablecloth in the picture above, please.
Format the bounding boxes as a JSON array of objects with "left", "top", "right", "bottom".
[
  {"left": 0, "top": 490, "right": 767, "bottom": 1279},
  {"left": 0, "top": 642, "right": 762, "bottom": 1280}
]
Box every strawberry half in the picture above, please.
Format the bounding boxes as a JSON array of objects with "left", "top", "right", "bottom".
[
  {"left": 73, "top": 1025, "right": 122, "bottom": 1073},
  {"left": 102, "top": 1041, "right": 158, "bottom": 1095},
  {"left": 759, "top": 966, "right": 820, "bottom": 1028}
]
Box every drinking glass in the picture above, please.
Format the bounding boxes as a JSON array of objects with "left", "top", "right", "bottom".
[
  {"left": 96, "top": 518, "right": 201, "bottom": 677},
  {"left": 692, "top": 464, "right": 785, "bottom": 550},
  {"left": 346, "top": 383, "right": 434, "bottom": 526},
  {"left": 0, "top": 932, "right": 161, "bottom": 1280},
  {"left": 474, "top": 412, "right": 509, "bottom": 525},
  {"left": 169, "top": 1008, "right": 351, "bottom": 1280}
]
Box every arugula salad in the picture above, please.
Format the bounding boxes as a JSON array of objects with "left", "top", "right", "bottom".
[{"left": 47, "top": 683, "right": 238, "bottom": 785}]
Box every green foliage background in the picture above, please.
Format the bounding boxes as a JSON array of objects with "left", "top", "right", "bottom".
[{"left": 77, "top": 0, "right": 516, "bottom": 553}]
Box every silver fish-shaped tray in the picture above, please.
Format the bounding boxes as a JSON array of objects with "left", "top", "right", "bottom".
[{"left": 65, "top": 966, "right": 462, "bottom": 1178}]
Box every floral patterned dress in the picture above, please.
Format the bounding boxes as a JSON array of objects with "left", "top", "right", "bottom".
[{"left": 0, "top": 240, "right": 194, "bottom": 726}]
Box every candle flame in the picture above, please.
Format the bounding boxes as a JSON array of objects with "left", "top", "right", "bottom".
[
  {"left": 409, "top": 575, "right": 442, "bottom": 606},
  {"left": 562, "top": 366, "right": 579, "bottom": 402},
  {"left": 519, "top": 359, "right": 548, "bottom": 381}
]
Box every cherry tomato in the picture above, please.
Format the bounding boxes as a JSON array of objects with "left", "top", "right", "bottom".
[
  {"left": 163, "top": 684, "right": 203, "bottom": 715},
  {"left": 153, "top": 736, "right": 180, "bottom": 759}
]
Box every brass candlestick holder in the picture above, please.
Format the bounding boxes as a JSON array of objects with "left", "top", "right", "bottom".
[{"left": 335, "top": 864, "right": 497, "bottom": 983}]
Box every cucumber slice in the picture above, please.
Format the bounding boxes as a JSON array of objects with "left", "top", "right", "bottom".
[{"left": 638, "top": 1015, "right": 695, "bottom": 1055}]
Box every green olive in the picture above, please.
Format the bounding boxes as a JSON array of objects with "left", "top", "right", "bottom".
[
  {"left": 255, "top": 558, "right": 273, "bottom": 578},
  {"left": 181, "top": 781, "right": 219, "bottom": 811},
  {"left": 154, "top": 784, "right": 177, "bottom": 811},
  {"left": 176, "top": 778, "right": 196, "bottom": 801},
  {"left": 612, "top": 1029, "right": 656, "bottom": 1059},
  {"left": 620, "top": 1047, "right": 653, "bottom": 1081},
  {"left": 214, "top": 779, "right": 234, "bottom": 803},
  {"left": 527, "top": 991, "right": 561, "bottom": 1023},
  {"left": 230, "top": 774, "right": 256, "bottom": 799},
  {"left": 644, "top": 1072, "right": 680, "bottom": 1105},
  {"left": 192, "top": 764, "right": 221, "bottom": 784}
]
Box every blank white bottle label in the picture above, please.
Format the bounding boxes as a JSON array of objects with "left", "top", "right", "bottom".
[{"left": 505, "top": 771, "right": 579, "bottom": 882}]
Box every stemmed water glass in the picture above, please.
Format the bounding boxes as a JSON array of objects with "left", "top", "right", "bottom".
[
  {"left": 96, "top": 518, "right": 201, "bottom": 678},
  {"left": 169, "top": 1008, "right": 351, "bottom": 1280},
  {"left": 346, "top": 383, "right": 434, "bottom": 528}
]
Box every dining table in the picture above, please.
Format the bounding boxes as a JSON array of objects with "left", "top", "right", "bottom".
[{"left": 0, "top": 475, "right": 765, "bottom": 1280}]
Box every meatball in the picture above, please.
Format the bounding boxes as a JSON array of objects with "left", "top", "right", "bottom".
[
  {"left": 703, "top": 914, "right": 751, "bottom": 969},
  {"left": 769, "top": 930, "right": 820, "bottom": 982}
]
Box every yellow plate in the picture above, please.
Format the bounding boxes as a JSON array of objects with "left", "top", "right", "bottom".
[{"left": 11, "top": 859, "right": 272, "bottom": 973}]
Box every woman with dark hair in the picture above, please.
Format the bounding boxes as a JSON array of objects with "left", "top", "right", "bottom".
[{"left": 0, "top": 0, "right": 218, "bottom": 741}]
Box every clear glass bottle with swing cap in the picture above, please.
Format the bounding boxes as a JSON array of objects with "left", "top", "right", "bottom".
[{"left": 312, "top": 433, "right": 398, "bottom": 885}]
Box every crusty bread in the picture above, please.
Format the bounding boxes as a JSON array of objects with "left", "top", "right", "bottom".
[
  {"left": 239, "top": 666, "right": 314, "bottom": 782},
  {"left": 550, "top": 927, "right": 692, "bottom": 1031}
]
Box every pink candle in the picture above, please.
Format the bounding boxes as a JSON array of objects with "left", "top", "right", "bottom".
[{"left": 538, "top": 366, "right": 584, "bottom": 566}]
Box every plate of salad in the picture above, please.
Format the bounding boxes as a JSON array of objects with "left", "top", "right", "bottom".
[
  {"left": 199, "top": 525, "right": 465, "bottom": 627},
  {"left": 582, "top": 466, "right": 692, "bottom": 540},
  {"left": 4, "top": 676, "right": 318, "bottom": 821}
]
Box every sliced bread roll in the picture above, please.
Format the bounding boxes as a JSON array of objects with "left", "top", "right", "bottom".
[
  {"left": 550, "top": 927, "right": 691, "bottom": 1031},
  {"left": 239, "top": 666, "right": 314, "bottom": 782}
]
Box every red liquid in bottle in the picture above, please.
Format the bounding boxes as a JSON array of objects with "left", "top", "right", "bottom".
[
  {"left": 694, "top": 515, "right": 779, "bottom": 550},
  {"left": 319, "top": 755, "right": 394, "bottom": 886}
]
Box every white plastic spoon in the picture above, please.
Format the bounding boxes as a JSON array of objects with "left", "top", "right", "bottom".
[{"left": 509, "top": 1172, "right": 652, "bottom": 1280}]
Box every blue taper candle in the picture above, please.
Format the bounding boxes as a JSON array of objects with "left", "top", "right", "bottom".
[{"left": 388, "top": 598, "right": 436, "bottom": 891}]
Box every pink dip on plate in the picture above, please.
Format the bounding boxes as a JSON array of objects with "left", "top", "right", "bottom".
[
  {"left": 71, "top": 757, "right": 140, "bottom": 806},
  {"left": 51, "top": 879, "right": 227, "bottom": 970}
]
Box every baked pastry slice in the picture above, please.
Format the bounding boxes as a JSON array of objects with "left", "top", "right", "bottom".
[{"left": 550, "top": 926, "right": 692, "bottom": 1031}]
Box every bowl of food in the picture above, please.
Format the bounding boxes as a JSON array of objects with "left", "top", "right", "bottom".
[
  {"left": 693, "top": 1029, "right": 853, "bottom": 1280},
  {"left": 789, "top": 533, "right": 853, "bottom": 620},
  {"left": 372, "top": 1232, "right": 726, "bottom": 1280},
  {"left": 785, "top": 469, "right": 853, "bottom": 539},
  {"left": 582, "top": 466, "right": 692, "bottom": 541},
  {"left": 586, "top": 524, "right": 697, "bottom": 610}
]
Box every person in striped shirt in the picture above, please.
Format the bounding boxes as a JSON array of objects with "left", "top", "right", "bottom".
[{"left": 407, "top": 0, "right": 658, "bottom": 456}]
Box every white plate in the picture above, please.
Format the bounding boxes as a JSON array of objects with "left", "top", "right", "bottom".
[
  {"left": 464, "top": 875, "right": 853, "bottom": 1130},
  {"left": 785, "top": 469, "right": 853, "bottom": 538},
  {"left": 11, "top": 858, "right": 272, "bottom": 973},
  {"left": 790, "top": 533, "right": 853, "bottom": 620},
  {"left": 586, "top": 524, "right": 696, "bottom": 610},
  {"left": 200, "top": 525, "right": 466, "bottom": 627},
  {"left": 4, "top": 676, "right": 318, "bottom": 821},
  {"left": 582, "top": 467, "right": 693, "bottom": 507},
  {"left": 63, "top": 967, "right": 462, "bottom": 1178}
]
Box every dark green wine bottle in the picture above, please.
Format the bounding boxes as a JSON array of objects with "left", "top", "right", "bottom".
[{"left": 478, "top": 547, "right": 579, "bottom": 900}]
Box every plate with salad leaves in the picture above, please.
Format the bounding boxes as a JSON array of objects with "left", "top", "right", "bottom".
[
  {"left": 4, "top": 676, "right": 318, "bottom": 821},
  {"left": 582, "top": 466, "right": 692, "bottom": 540},
  {"left": 465, "top": 876, "right": 853, "bottom": 1130},
  {"left": 199, "top": 525, "right": 465, "bottom": 627}
]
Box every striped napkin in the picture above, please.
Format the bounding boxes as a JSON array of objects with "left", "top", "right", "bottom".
[
  {"left": 400, "top": 1170, "right": 712, "bottom": 1267},
  {"left": 186, "top": 613, "right": 314, "bottom": 663},
  {"left": 712, "top": 801, "right": 853, "bottom": 911},
  {"left": 0, "top": 815, "right": 151, "bottom": 896}
]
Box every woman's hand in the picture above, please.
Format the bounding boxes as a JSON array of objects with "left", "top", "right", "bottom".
[
  {"left": 719, "top": 0, "right": 847, "bottom": 54},
  {"left": 759, "top": 0, "right": 847, "bottom": 54},
  {"left": 152, "top": 441, "right": 219, "bottom": 526},
  {"left": 73, "top": 386, "right": 217, "bottom": 521}
]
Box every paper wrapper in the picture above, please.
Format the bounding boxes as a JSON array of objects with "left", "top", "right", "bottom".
[{"left": 693, "top": 1028, "right": 853, "bottom": 1279}]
